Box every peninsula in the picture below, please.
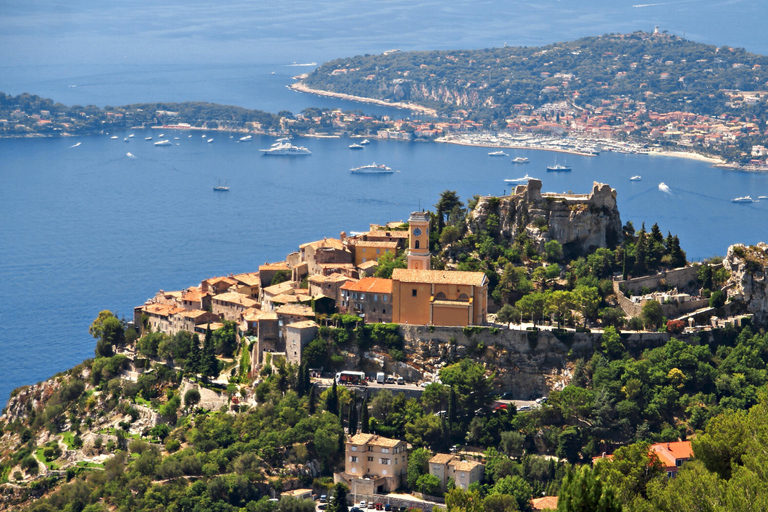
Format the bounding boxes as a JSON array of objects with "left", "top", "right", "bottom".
[{"left": 2, "top": 181, "right": 768, "bottom": 511}]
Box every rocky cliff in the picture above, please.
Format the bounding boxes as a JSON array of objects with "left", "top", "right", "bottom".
[
  {"left": 467, "top": 179, "right": 622, "bottom": 257},
  {"left": 723, "top": 242, "right": 768, "bottom": 325}
]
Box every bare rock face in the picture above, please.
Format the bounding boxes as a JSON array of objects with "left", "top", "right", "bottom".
[
  {"left": 723, "top": 242, "right": 768, "bottom": 325},
  {"left": 468, "top": 180, "right": 622, "bottom": 257}
]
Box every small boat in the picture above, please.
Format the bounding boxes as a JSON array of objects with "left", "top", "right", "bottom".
[
  {"left": 128, "top": 134, "right": 135, "bottom": 138},
  {"left": 110, "top": 135, "right": 119, "bottom": 140},
  {"left": 504, "top": 174, "right": 534, "bottom": 183},
  {"left": 207, "top": 138, "right": 214, "bottom": 143},
  {"left": 732, "top": 196, "right": 755, "bottom": 203},
  {"left": 349, "top": 143, "right": 364, "bottom": 150},
  {"left": 124, "top": 138, "right": 129, "bottom": 142},
  {"left": 547, "top": 163, "right": 571, "bottom": 172},
  {"left": 174, "top": 137, "right": 180, "bottom": 140},
  {"left": 351, "top": 163, "right": 393, "bottom": 174},
  {"left": 271, "top": 71, "right": 276, "bottom": 75},
  {"left": 630, "top": 176, "right": 642, "bottom": 181},
  {"left": 213, "top": 180, "right": 229, "bottom": 191},
  {"left": 489, "top": 150, "right": 508, "bottom": 157},
  {"left": 759, "top": 196, "right": 768, "bottom": 200},
  {"left": 159, "top": 133, "right": 165, "bottom": 137},
  {"left": 202, "top": 134, "right": 206, "bottom": 138},
  {"left": 154, "top": 140, "right": 172, "bottom": 146},
  {"left": 188, "top": 135, "right": 192, "bottom": 138},
  {"left": 360, "top": 139, "right": 371, "bottom": 145},
  {"left": 126, "top": 152, "right": 136, "bottom": 159},
  {"left": 658, "top": 182, "right": 671, "bottom": 193},
  {"left": 145, "top": 137, "right": 152, "bottom": 141},
  {"left": 239, "top": 135, "right": 252, "bottom": 142},
  {"left": 69, "top": 142, "right": 81, "bottom": 148},
  {"left": 511, "top": 157, "right": 529, "bottom": 164}
]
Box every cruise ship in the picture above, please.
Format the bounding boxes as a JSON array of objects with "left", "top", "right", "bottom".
[
  {"left": 260, "top": 138, "right": 312, "bottom": 156},
  {"left": 154, "top": 140, "right": 172, "bottom": 146},
  {"left": 350, "top": 163, "right": 393, "bottom": 174}
]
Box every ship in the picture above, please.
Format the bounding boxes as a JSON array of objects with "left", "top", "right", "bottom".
[
  {"left": 489, "top": 150, "right": 508, "bottom": 157},
  {"left": 154, "top": 140, "right": 172, "bottom": 146},
  {"left": 213, "top": 180, "right": 229, "bottom": 192},
  {"left": 239, "top": 135, "right": 252, "bottom": 142},
  {"left": 547, "top": 164, "right": 571, "bottom": 172},
  {"left": 732, "top": 196, "right": 755, "bottom": 203},
  {"left": 260, "top": 138, "right": 311, "bottom": 155},
  {"left": 349, "top": 143, "right": 364, "bottom": 150},
  {"left": 350, "top": 163, "right": 393, "bottom": 174},
  {"left": 630, "top": 176, "right": 642, "bottom": 181},
  {"left": 511, "top": 157, "right": 529, "bottom": 164}
]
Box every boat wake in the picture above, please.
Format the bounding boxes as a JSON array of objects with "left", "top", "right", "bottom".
[
  {"left": 658, "top": 182, "right": 672, "bottom": 194},
  {"left": 126, "top": 152, "right": 136, "bottom": 159},
  {"left": 504, "top": 174, "right": 533, "bottom": 183}
]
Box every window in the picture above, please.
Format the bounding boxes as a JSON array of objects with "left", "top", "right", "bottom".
[
  {"left": 435, "top": 292, "right": 446, "bottom": 300},
  {"left": 361, "top": 294, "right": 365, "bottom": 300},
  {"left": 377, "top": 248, "right": 380, "bottom": 254},
  {"left": 412, "top": 289, "right": 417, "bottom": 297},
  {"left": 415, "top": 240, "right": 420, "bottom": 249},
  {"left": 351, "top": 467, "right": 357, "bottom": 473},
  {"left": 368, "top": 446, "right": 373, "bottom": 452},
  {"left": 350, "top": 456, "right": 358, "bottom": 462},
  {"left": 383, "top": 469, "right": 388, "bottom": 476},
  {"left": 381, "top": 448, "right": 389, "bottom": 454},
  {"left": 362, "top": 248, "right": 367, "bottom": 253},
  {"left": 367, "top": 457, "right": 374, "bottom": 462},
  {"left": 676, "top": 459, "right": 683, "bottom": 467},
  {"left": 374, "top": 294, "right": 378, "bottom": 301},
  {"left": 459, "top": 293, "right": 469, "bottom": 300},
  {"left": 380, "top": 458, "right": 390, "bottom": 465},
  {"left": 383, "top": 295, "right": 388, "bottom": 302}
]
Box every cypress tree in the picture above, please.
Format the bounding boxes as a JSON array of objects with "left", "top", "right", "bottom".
[
  {"left": 308, "top": 384, "right": 316, "bottom": 415},
  {"left": 360, "top": 397, "right": 369, "bottom": 433},
  {"left": 448, "top": 386, "right": 457, "bottom": 431},
  {"left": 297, "top": 362, "right": 306, "bottom": 397},
  {"left": 326, "top": 380, "right": 339, "bottom": 416},
  {"left": 187, "top": 334, "right": 201, "bottom": 375},
  {"left": 303, "top": 364, "right": 311, "bottom": 393},
  {"left": 348, "top": 395, "right": 358, "bottom": 435},
  {"left": 201, "top": 325, "right": 217, "bottom": 380}
]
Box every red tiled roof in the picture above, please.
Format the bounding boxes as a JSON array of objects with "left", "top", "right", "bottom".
[{"left": 341, "top": 277, "right": 393, "bottom": 294}]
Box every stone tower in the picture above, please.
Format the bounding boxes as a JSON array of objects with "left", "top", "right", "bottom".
[{"left": 407, "top": 211, "right": 431, "bottom": 270}]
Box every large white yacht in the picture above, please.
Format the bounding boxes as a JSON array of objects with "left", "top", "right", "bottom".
[
  {"left": 260, "top": 138, "right": 311, "bottom": 155},
  {"left": 350, "top": 163, "right": 393, "bottom": 174}
]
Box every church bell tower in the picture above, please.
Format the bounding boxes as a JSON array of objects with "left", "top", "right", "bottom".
[{"left": 407, "top": 211, "right": 431, "bottom": 270}]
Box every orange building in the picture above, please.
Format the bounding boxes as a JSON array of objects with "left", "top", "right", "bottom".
[{"left": 391, "top": 269, "right": 487, "bottom": 326}]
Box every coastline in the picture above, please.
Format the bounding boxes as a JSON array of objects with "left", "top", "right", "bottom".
[
  {"left": 647, "top": 150, "right": 725, "bottom": 164},
  {"left": 288, "top": 81, "right": 438, "bottom": 116},
  {"left": 436, "top": 138, "right": 597, "bottom": 157}
]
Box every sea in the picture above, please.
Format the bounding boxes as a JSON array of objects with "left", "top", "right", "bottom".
[{"left": 1, "top": 0, "right": 767, "bottom": 406}]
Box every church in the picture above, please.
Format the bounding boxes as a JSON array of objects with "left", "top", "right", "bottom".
[{"left": 391, "top": 211, "right": 488, "bottom": 326}]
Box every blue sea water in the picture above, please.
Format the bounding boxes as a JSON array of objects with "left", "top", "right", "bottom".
[{"left": 1, "top": 0, "right": 767, "bottom": 405}]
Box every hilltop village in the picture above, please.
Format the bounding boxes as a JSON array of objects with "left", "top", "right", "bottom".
[{"left": 2, "top": 181, "right": 768, "bottom": 512}]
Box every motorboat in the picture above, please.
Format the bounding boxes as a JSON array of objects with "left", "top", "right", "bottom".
[
  {"left": 349, "top": 143, "right": 364, "bottom": 150},
  {"left": 360, "top": 139, "right": 371, "bottom": 145},
  {"left": 350, "top": 163, "right": 393, "bottom": 174},
  {"left": 110, "top": 136, "right": 119, "bottom": 140},
  {"left": 511, "top": 157, "right": 529, "bottom": 164},
  {"left": 207, "top": 138, "right": 214, "bottom": 143},
  {"left": 489, "top": 150, "right": 509, "bottom": 157},
  {"left": 260, "top": 138, "right": 311, "bottom": 155},
  {"left": 145, "top": 137, "right": 152, "bottom": 141},
  {"left": 630, "top": 176, "right": 642, "bottom": 181},
  {"left": 239, "top": 135, "right": 252, "bottom": 142},
  {"left": 732, "top": 196, "right": 755, "bottom": 203},
  {"left": 504, "top": 174, "right": 533, "bottom": 183},
  {"left": 154, "top": 140, "right": 172, "bottom": 146}
]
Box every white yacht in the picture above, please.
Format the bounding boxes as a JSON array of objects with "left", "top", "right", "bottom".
[
  {"left": 732, "top": 196, "right": 755, "bottom": 203},
  {"left": 350, "top": 163, "right": 393, "bottom": 174},
  {"left": 349, "top": 143, "right": 364, "bottom": 150},
  {"left": 504, "top": 174, "right": 534, "bottom": 183},
  {"left": 360, "top": 139, "right": 371, "bottom": 145},
  {"left": 260, "top": 138, "right": 311, "bottom": 155},
  {"left": 239, "top": 135, "right": 252, "bottom": 142},
  {"left": 110, "top": 136, "right": 119, "bottom": 140},
  {"left": 630, "top": 176, "right": 642, "bottom": 181},
  {"left": 128, "top": 134, "right": 135, "bottom": 138},
  {"left": 207, "top": 138, "right": 214, "bottom": 143},
  {"left": 511, "top": 157, "right": 529, "bottom": 164},
  {"left": 154, "top": 140, "right": 172, "bottom": 146},
  {"left": 213, "top": 180, "right": 229, "bottom": 191},
  {"left": 489, "top": 150, "right": 509, "bottom": 157}
]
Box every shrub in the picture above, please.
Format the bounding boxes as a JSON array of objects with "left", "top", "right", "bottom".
[{"left": 666, "top": 319, "right": 685, "bottom": 334}]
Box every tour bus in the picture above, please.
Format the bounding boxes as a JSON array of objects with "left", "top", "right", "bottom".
[{"left": 335, "top": 371, "right": 366, "bottom": 386}]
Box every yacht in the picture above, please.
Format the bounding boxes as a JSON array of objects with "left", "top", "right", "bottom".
[
  {"left": 360, "top": 139, "right": 371, "bottom": 145},
  {"left": 732, "top": 196, "right": 755, "bottom": 203},
  {"left": 504, "top": 174, "right": 533, "bottom": 183},
  {"left": 489, "top": 150, "right": 509, "bottom": 157},
  {"left": 145, "top": 137, "right": 152, "bottom": 141},
  {"left": 759, "top": 196, "right": 768, "bottom": 200},
  {"left": 159, "top": 133, "right": 164, "bottom": 138},
  {"left": 349, "top": 143, "right": 364, "bottom": 150},
  {"left": 128, "top": 134, "right": 135, "bottom": 138},
  {"left": 110, "top": 136, "right": 119, "bottom": 140},
  {"left": 154, "top": 140, "right": 172, "bottom": 146},
  {"left": 239, "top": 135, "right": 252, "bottom": 142},
  {"left": 511, "top": 157, "right": 529, "bottom": 164},
  {"left": 630, "top": 176, "right": 642, "bottom": 181},
  {"left": 207, "top": 138, "right": 214, "bottom": 143},
  {"left": 260, "top": 139, "right": 311, "bottom": 155},
  {"left": 213, "top": 180, "right": 229, "bottom": 192},
  {"left": 350, "top": 163, "right": 393, "bottom": 174},
  {"left": 547, "top": 163, "right": 572, "bottom": 172},
  {"left": 124, "top": 138, "right": 129, "bottom": 142}
]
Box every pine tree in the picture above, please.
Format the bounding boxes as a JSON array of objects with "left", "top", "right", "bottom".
[
  {"left": 326, "top": 380, "right": 339, "bottom": 416},
  {"left": 308, "top": 384, "right": 316, "bottom": 415},
  {"left": 360, "top": 397, "right": 369, "bottom": 433}
]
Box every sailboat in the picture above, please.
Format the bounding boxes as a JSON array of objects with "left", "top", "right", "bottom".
[{"left": 213, "top": 179, "right": 229, "bottom": 191}]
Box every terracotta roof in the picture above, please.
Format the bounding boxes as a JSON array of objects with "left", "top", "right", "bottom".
[
  {"left": 181, "top": 287, "right": 206, "bottom": 302},
  {"left": 282, "top": 489, "right": 313, "bottom": 498},
  {"left": 532, "top": 496, "right": 559, "bottom": 511},
  {"left": 197, "top": 322, "right": 224, "bottom": 331},
  {"left": 350, "top": 240, "right": 400, "bottom": 249},
  {"left": 286, "top": 320, "right": 318, "bottom": 330},
  {"left": 177, "top": 309, "right": 210, "bottom": 319},
  {"left": 341, "top": 277, "right": 393, "bottom": 294},
  {"left": 368, "top": 230, "right": 409, "bottom": 238},
  {"left": 309, "top": 273, "right": 356, "bottom": 284},
  {"left": 276, "top": 304, "right": 315, "bottom": 317},
  {"left": 300, "top": 238, "right": 345, "bottom": 251},
  {"left": 259, "top": 261, "right": 290, "bottom": 271},
  {"left": 318, "top": 263, "right": 355, "bottom": 269},
  {"left": 212, "top": 292, "right": 259, "bottom": 308},
  {"left": 429, "top": 454, "right": 455, "bottom": 465},
  {"left": 205, "top": 276, "right": 238, "bottom": 286},
  {"left": 259, "top": 312, "right": 278, "bottom": 321},
  {"left": 358, "top": 260, "right": 379, "bottom": 270},
  {"left": 270, "top": 293, "right": 301, "bottom": 304},
  {"left": 263, "top": 281, "right": 296, "bottom": 296},
  {"left": 232, "top": 272, "right": 261, "bottom": 287},
  {"left": 143, "top": 303, "right": 185, "bottom": 316},
  {"left": 448, "top": 460, "right": 484, "bottom": 472},
  {"left": 392, "top": 269, "right": 487, "bottom": 287},
  {"left": 651, "top": 441, "right": 693, "bottom": 469},
  {"left": 348, "top": 433, "right": 403, "bottom": 448}
]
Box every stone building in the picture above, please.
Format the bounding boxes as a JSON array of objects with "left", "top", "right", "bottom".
[
  {"left": 340, "top": 277, "right": 393, "bottom": 323},
  {"left": 429, "top": 454, "right": 485, "bottom": 491},
  {"left": 335, "top": 434, "right": 409, "bottom": 495}
]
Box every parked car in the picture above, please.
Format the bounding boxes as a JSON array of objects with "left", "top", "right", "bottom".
[
  {"left": 396, "top": 377, "right": 404, "bottom": 385},
  {"left": 518, "top": 405, "right": 532, "bottom": 411},
  {"left": 358, "top": 501, "right": 366, "bottom": 509},
  {"left": 318, "top": 505, "right": 327, "bottom": 510},
  {"left": 535, "top": 397, "right": 548, "bottom": 404},
  {"left": 351, "top": 508, "right": 362, "bottom": 512},
  {"left": 384, "top": 504, "right": 392, "bottom": 511},
  {"left": 320, "top": 495, "right": 327, "bottom": 503}
]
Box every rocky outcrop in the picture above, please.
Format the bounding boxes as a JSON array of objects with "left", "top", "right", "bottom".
[
  {"left": 467, "top": 179, "right": 622, "bottom": 257},
  {"left": 723, "top": 242, "right": 768, "bottom": 326}
]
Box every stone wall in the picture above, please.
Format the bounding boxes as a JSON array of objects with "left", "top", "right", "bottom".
[{"left": 618, "top": 265, "right": 700, "bottom": 295}]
